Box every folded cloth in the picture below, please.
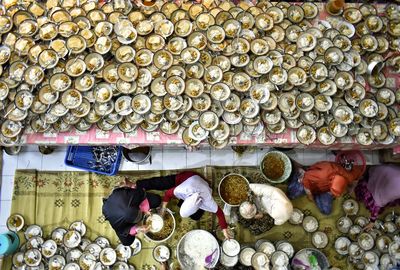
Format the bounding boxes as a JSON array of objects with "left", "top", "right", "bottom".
[{"left": 314, "top": 192, "right": 334, "bottom": 215}]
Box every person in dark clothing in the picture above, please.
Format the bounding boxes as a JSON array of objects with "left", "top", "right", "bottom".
[
  {"left": 102, "top": 172, "right": 230, "bottom": 245},
  {"left": 157, "top": 171, "right": 230, "bottom": 239},
  {"left": 102, "top": 174, "right": 174, "bottom": 246}
]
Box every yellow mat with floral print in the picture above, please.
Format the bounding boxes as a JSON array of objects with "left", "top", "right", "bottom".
[{"left": 5, "top": 167, "right": 397, "bottom": 270}]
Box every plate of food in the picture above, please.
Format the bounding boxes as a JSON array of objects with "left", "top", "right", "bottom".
[
  {"left": 342, "top": 199, "right": 359, "bottom": 216},
  {"left": 335, "top": 237, "right": 351, "bottom": 255},
  {"left": 153, "top": 245, "right": 170, "bottom": 263},
  {"left": 312, "top": 231, "right": 329, "bottom": 249},
  {"left": 337, "top": 216, "right": 353, "bottom": 233},
  {"left": 130, "top": 238, "right": 142, "bottom": 256},
  {"left": 145, "top": 213, "right": 164, "bottom": 233},
  {"left": 7, "top": 214, "right": 24, "bottom": 232},
  {"left": 145, "top": 209, "right": 176, "bottom": 243},
  {"left": 292, "top": 248, "right": 330, "bottom": 270},
  {"left": 260, "top": 151, "right": 292, "bottom": 183},
  {"left": 177, "top": 230, "right": 220, "bottom": 269},
  {"left": 116, "top": 244, "right": 132, "bottom": 261},
  {"left": 289, "top": 208, "right": 304, "bottom": 225},
  {"left": 218, "top": 173, "right": 249, "bottom": 207},
  {"left": 303, "top": 216, "right": 319, "bottom": 233}
]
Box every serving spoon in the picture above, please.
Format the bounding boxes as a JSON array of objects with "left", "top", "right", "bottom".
[{"left": 204, "top": 248, "right": 217, "bottom": 267}]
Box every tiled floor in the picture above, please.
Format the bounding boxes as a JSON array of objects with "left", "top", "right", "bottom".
[{"left": 0, "top": 146, "right": 381, "bottom": 233}]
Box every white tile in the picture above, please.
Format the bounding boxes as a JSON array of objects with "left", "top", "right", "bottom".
[
  {"left": 0, "top": 200, "right": 11, "bottom": 226},
  {"left": 0, "top": 226, "right": 8, "bottom": 233},
  {"left": 186, "top": 149, "right": 211, "bottom": 169},
  {"left": 17, "top": 152, "right": 43, "bottom": 170},
  {"left": 64, "top": 165, "right": 86, "bottom": 172},
  {"left": 137, "top": 148, "right": 163, "bottom": 171},
  {"left": 162, "top": 149, "right": 187, "bottom": 170},
  {"left": 2, "top": 154, "right": 18, "bottom": 176},
  {"left": 372, "top": 151, "right": 381, "bottom": 165},
  {"left": 256, "top": 147, "right": 271, "bottom": 163},
  {"left": 210, "top": 149, "right": 234, "bottom": 166},
  {"left": 22, "top": 145, "right": 39, "bottom": 152},
  {"left": 234, "top": 150, "right": 258, "bottom": 166},
  {"left": 302, "top": 150, "right": 327, "bottom": 166},
  {"left": 0, "top": 176, "right": 14, "bottom": 201},
  {"left": 41, "top": 151, "right": 66, "bottom": 171},
  {"left": 120, "top": 159, "right": 139, "bottom": 171},
  {"left": 54, "top": 146, "right": 68, "bottom": 152},
  {"left": 326, "top": 151, "right": 337, "bottom": 162},
  {"left": 285, "top": 149, "right": 304, "bottom": 164},
  {"left": 362, "top": 151, "right": 374, "bottom": 165}
]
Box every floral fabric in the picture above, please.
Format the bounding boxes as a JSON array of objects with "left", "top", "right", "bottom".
[{"left": 6, "top": 166, "right": 400, "bottom": 270}]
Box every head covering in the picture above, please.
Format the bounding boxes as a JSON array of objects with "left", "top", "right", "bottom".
[
  {"left": 180, "top": 192, "right": 202, "bottom": 217},
  {"left": 330, "top": 175, "right": 347, "bottom": 197},
  {"left": 367, "top": 164, "right": 400, "bottom": 207},
  {"left": 102, "top": 187, "right": 146, "bottom": 246},
  {"left": 173, "top": 175, "right": 218, "bottom": 214}
]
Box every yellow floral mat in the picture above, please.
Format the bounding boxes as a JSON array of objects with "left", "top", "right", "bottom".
[{"left": 4, "top": 167, "right": 397, "bottom": 269}]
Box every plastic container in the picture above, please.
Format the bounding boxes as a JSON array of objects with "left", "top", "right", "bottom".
[{"left": 64, "top": 146, "right": 122, "bottom": 176}]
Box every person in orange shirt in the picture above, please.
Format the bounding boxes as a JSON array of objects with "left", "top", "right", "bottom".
[{"left": 287, "top": 161, "right": 364, "bottom": 215}]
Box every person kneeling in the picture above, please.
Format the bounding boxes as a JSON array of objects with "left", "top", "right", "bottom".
[
  {"left": 241, "top": 183, "right": 293, "bottom": 225},
  {"left": 287, "top": 161, "right": 364, "bottom": 215}
]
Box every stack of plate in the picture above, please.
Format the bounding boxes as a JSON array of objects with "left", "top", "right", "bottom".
[
  {"left": 0, "top": 1, "right": 399, "bottom": 148},
  {"left": 8, "top": 214, "right": 136, "bottom": 270}
]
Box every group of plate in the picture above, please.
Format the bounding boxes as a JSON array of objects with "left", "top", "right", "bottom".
[
  {"left": 334, "top": 200, "right": 400, "bottom": 270},
  {"left": 8, "top": 215, "right": 137, "bottom": 269},
  {"left": 0, "top": 0, "right": 400, "bottom": 147}
]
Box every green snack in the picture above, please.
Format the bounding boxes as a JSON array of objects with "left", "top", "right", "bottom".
[{"left": 308, "top": 254, "right": 318, "bottom": 269}]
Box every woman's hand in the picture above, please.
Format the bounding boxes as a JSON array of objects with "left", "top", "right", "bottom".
[
  {"left": 363, "top": 222, "right": 375, "bottom": 231},
  {"left": 143, "top": 210, "right": 152, "bottom": 217},
  {"left": 222, "top": 228, "right": 232, "bottom": 240},
  {"left": 137, "top": 224, "right": 151, "bottom": 234},
  {"left": 158, "top": 202, "right": 168, "bottom": 217},
  {"left": 158, "top": 206, "right": 166, "bottom": 217}
]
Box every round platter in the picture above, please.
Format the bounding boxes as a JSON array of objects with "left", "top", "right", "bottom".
[{"left": 177, "top": 230, "right": 220, "bottom": 269}]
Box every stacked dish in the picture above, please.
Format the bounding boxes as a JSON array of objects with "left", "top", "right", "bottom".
[
  {"left": 8, "top": 215, "right": 137, "bottom": 269},
  {"left": 0, "top": 1, "right": 399, "bottom": 148}
]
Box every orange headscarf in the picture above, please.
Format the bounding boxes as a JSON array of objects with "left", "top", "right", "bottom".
[{"left": 303, "top": 161, "right": 363, "bottom": 197}]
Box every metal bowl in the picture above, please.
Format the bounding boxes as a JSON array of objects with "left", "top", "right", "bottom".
[
  {"left": 342, "top": 199, "right": 359, "bottom": 216},
  {"left": 303, "top": 216, "right": 319, "bottom": 233},
  {"left": 335, "top": 237, "right": 351, "bottom": 255},
  {"left": 7, "top": 214, "right": 24, "bottom": 232},
  {"left": 297, "top": 125, "right": 316, "bottom": 145},
  {"left": 292, "top": 248, "right": 329, "bottom": 270},
  {"left": 177, "top": 230, "right": 220, "bottom": 268},
  {"left": 312, "top": 231, "right": 329, "bottom": 249},
  {"left": 260, "top": 151, "right": 292, "bottom": 184},
  {"left": 218, "top": 173, "right": 250, "bottom": 207}
]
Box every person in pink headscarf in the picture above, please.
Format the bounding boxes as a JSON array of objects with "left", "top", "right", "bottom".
[{"left": 355, "top": 164, "right": 400, "bottom": 230}]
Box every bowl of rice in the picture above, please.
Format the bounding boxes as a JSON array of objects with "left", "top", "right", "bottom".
[{"left": 260, "top": 151, "right": 292, "bottom": 184}]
